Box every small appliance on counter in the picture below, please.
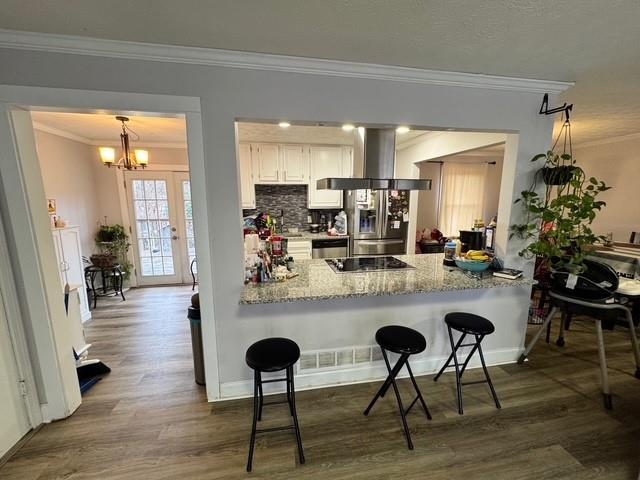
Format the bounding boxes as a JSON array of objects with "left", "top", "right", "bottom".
[{"left": 459, "top": 230, "right": 484, "bottom": 253}]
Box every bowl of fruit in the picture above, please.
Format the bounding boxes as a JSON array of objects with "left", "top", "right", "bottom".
[{"left": 455, "top": 250, "right": 492, "bottom": 272}]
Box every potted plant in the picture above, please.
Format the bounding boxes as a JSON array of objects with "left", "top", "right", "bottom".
[
  {"left": 92, "top": 223, "right": 133, "bottom": 278},
  {"left": 510, "top": 151, "right": 610, "bottom": 273}
]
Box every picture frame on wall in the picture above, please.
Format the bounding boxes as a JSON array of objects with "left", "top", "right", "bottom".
[{"left": 47, "top": 198, "right": 56, "bottom": 215}]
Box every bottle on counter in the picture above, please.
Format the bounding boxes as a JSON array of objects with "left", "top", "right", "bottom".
[{"left": 443, "top": 240, "right": 457, "bottom": 267}]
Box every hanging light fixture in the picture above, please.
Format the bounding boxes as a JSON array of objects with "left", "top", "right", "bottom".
[{"left": 99, "top": 116, "right": 149, "bottom": 169}]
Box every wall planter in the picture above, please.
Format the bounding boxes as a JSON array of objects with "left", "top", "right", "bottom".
[
  {"left": 541, "top": 165, "right": 577, "bottom": 185},
  {"left": 510, "top": 119, "right": 610, "bottom": 273}
]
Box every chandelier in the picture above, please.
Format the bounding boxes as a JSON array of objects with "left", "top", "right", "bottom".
[{"left": 99, "top": 116, "right": 149, "bottom": 170}]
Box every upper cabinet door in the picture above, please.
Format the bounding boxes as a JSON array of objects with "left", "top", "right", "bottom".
[
  {"left": 280, "top": 144, "right": 308, "bottom": 184},
  {"left": 308, "top": 146, "right": 344, "bottom": 208},
  {"left": 252, "top": 143, "right": 280, "bottom": 183},
  {"left": 238, "top": 144, "right": 255, "bottom": 208}
]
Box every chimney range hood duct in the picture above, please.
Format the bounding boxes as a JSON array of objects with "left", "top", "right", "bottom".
[{"left": 316, "top": 127, "right": 432, "bottom": 190}]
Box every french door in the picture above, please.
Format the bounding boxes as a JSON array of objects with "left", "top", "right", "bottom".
[{"left": 125, "top": 171, "right": 195, "bottom": 286}]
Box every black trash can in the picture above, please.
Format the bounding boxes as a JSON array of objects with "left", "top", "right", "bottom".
[{"left": 188, "top": 293, "right": 205, "bottom": 385}]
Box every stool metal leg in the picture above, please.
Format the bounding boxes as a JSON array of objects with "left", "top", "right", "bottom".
[
  {"left": 433, "top": 332, "right": 466, "bottom": 382},
  {"left": 257, "top": 371, "right": 264, "bottom": 421},
  {"left": 364, "top": 351, "right": 408, "bottom": 415},
  {"left": 476, "top": 334, "right": 501, "bottom": 410},
  {"left": 458, "top": 338, "right": 481, "bottom": 379},
  {"left": 447, "top": 326, "right": 465, "bottom": 415},
  {"left": 405, "top": 361, "right": 432, "bottom": 420},
  {"left": 286, "top": 369, "right": 293, "bottom": 416},
  {"left": 288, "top": 366, "right": 305, "bottom": 465},
  {"left": 595, "top": 319, "right": 612, "bottom": 409},
  {"left": 384, "top": 350, "right": 414, "bottom": 450},
  {"left": 247, "top": 371, "right": 259, "bottom": 472}
]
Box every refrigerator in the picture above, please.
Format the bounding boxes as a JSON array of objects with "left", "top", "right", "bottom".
[{"left": 345, "top": 189, "right": 410, "bottom": 256}]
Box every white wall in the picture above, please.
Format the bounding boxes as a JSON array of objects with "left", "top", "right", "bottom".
[
  {"left": 574, "top": 137, "right": 640, "bottom": 242},
  {"left": 34, "top": 130, "right": 100, "bottom": 256},
  {"left": 416, "top": 162, "right": 441, "bottom": 230},
  {"left": 0, "top": 46, "right": 559, "bottom": 400}
]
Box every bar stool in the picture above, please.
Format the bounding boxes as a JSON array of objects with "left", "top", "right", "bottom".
[
  {"left": 434, "top": 312, "right": 501, "bottom": 415},
  {"left": 245, "top": 337, "right": 304, "bottom": 472},
  {"left": 364, "top": 325, "right": 432, "bottom": 450}
]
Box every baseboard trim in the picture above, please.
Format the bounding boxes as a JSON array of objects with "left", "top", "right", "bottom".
[
  {"left": 219, "top": 347, "right": 522, "bottom": 400},
  {"left": 0, "top": 426, "right": 41, "bottom": 468}
]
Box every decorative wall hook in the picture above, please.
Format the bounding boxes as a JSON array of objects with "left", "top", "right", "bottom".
[{"left": 539, "top": 93, "right": 573, "bottom": 123}]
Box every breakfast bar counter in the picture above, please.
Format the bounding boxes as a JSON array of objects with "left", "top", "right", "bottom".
[{"left": 240, "top": 253, "right": 532, "bottom": 304}]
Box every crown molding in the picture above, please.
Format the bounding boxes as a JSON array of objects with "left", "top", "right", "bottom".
[
  {"left": 32, "top": 121, "right": 91, "bottom": 144},
  {"left": 87, "top": 139, "right": 188, "bottom": 149},
  {"left": 574, "top": 131, "right": 640, "bottom": 149},
  {"left": 32, "top": 121, "right": 187, "bottom": 148},
  {"left": 0, "top": 29, "right": 573, "bottom": 94}
]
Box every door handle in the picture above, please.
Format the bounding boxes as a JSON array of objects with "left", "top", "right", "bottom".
[
  {"left": 357, "top": 239, "right": 404, "bottom": 245},
  {"left": 172, "top": 235, "right": 179, "bottom": 240}
]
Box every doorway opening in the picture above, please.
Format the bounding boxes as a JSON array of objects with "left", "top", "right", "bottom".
[{"left": 27, "top": 109, "right": 203, "bottom": 407}]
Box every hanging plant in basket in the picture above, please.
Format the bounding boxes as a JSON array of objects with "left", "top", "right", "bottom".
[{"left": 510, "top": 114, "right": 611, "bottom": 273}]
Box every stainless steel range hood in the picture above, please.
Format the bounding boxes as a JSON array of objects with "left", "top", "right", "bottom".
[{"left": 316, "top": 127, "right": 432, "bottom": 191}]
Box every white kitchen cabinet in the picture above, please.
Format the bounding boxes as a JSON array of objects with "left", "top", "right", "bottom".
[
  {"left": 280, "top": 144, "right": 308, "bottom": 183},
  {"left": 286, "top": 239, "right": 312, "bottom": 260},
  {"left": 52, "top": 226, "right": 91, "bottom": 322},
  {"left": 252, "top": 143, "right": 280, "bottom": 183},
  {"left": 308, "top": 146, "right": 345, "bottom": 208},
  {"left": 238, "top": 143, "right": 256, "bottom": 208}
]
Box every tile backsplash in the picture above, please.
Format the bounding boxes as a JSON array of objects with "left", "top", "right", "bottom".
[{"left": 242, "top": 185, "right": 340, "bottom": 230}]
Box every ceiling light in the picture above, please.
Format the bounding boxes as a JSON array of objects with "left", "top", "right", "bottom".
[
  {"left": 99, "top": 116, "right": 149, "bottom": 170},
  {"left": 98, "top": 147, "right": 115, "bottom": 166},
  {"left": 134, "top": 149, "right": 149, "bottom": 167},
  {"left": 396, "top": 126, "right": 410, "bottom": 134},
  {"left": 278, "top": 121, "right": 291, "bottom": 128},
  {"left": 342, "top": 124, "right": 355, "bottom": 132}
]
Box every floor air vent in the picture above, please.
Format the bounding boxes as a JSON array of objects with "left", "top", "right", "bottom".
[{"left": 297, "top": 345, "right": 382, "bottom": 373}]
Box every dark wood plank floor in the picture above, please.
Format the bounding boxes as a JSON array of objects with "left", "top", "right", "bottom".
[{"left": 2, "top": 286, "right": 639, "bottom": 479}]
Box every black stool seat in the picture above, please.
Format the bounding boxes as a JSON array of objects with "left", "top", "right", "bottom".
[
  {"left": 376, "top": 325, "right": 426, "bottom": 355},
  {"left": 445, "top": 312, "right": 495, "bottom": 335},
  {"left": 246, "top": 337, "right": 300, "bottom": 372}
]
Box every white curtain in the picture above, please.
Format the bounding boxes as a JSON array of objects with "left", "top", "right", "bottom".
[{"left": 439, "top": 162, "right": 488, "bottom": 237}]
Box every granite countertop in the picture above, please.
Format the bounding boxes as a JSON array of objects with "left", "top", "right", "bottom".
[
  {"left": 281, "top": 232, "right": 350, "bottom": 241},
  {"left": 240, "top": 254, "right": 532, "bottom": 305}
]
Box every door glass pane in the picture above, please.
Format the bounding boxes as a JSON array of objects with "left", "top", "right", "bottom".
[
  {"left": 132, "top": 178, "right": 176, "bottom": 277},
  {"left": 181, "top": 180, "right": 196, "bottom": 268}
]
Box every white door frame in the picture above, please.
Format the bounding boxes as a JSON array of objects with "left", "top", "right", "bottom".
[
  {"left": 0, "top": 86, "right": 221, "bottom": 415},
  {"left": 0, "top": 209, "right": 41, "bottom": 430}
]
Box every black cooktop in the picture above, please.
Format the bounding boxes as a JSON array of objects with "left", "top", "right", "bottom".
[{"left": 326, "top": 256, "right": 414, "bottom": 273}]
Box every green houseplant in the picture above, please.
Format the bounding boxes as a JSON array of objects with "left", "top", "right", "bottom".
[
  {"left": 510, "top": 150, "right": 610, "bottom": 273},
  {"left": 92, "top": 223, "right": 132, "bottom": 278}
]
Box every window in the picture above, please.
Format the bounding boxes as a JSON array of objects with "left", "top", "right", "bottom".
[{"left": 439, "top": 163, "right": 488, "bottom": 237}]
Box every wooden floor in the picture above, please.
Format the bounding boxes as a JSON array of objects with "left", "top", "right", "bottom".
[{"left": 2, "top": 286, "right": 640, "bottom": 479}]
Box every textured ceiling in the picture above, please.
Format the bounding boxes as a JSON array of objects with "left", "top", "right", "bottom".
[{"left": 3, "top": 1, "right": 640, "bottom": 144}]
